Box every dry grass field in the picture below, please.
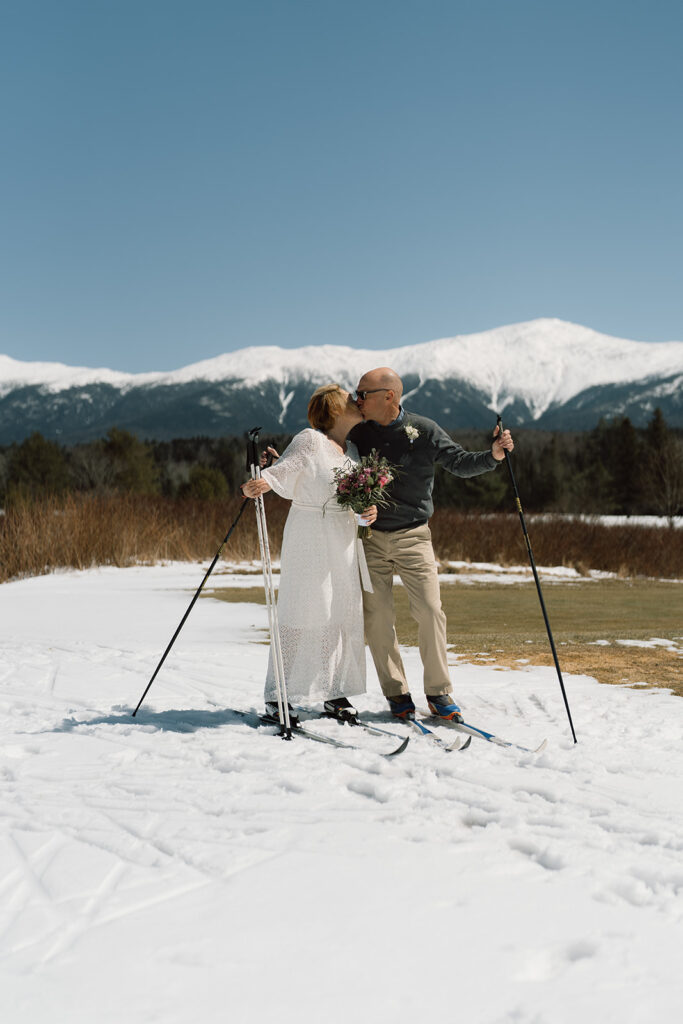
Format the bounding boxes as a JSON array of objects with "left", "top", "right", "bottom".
[
  {"left": 210, "top": 577, "right": 683, "bottom": 697},
  {"left": 1, "top": 494, "right": 681, "bottom": 695},
  {"left": 1, "top": 493, "right": 681, "bottom": 581},
  {"left": 410, "top": 577, "right": 682, "bottom": 696}
]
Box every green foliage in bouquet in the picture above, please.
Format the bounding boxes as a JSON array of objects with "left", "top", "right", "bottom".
[{"left": 332, "top": 449, "right": 395, "bottom": 537}]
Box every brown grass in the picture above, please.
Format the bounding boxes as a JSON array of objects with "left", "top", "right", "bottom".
[
  {"left": 460, "top": 644, "right": 683, "bottom": 696},
  {"left": 429, "top": 510, "right": 683, "bottom": 578},
  {"left": 0, "top": 493, "right": 289, "bottom": 583},
  {"left": 210, "top": 578, "right": 683, "bottom": 695},
  {"left": 406, "top": 579, "right": 682, "bottom": 695},
  {"left": 0, "top": 494, "right": 681, "bottom": 583},
  {"left": 5, "top": 493, "right": 675, "bottom": 696}
]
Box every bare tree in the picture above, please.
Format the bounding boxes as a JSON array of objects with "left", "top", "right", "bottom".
[{"left": 644, "top": 410, "right": 683, "bottom": 523}]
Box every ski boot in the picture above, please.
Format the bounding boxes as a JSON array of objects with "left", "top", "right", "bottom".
[
  {"left": 427, "top": 693, "right": 464, "bottom": 723},
  {"left": 387, "top": 693, "right": 416, "bottom": 720},
  {"left": 264, "top": 701, "right": 300, "bottom": 727},
  {"left": 323, "top": 697, "right": 359, "bottom": 724}
]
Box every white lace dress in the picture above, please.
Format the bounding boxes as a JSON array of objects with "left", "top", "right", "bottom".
[{"left": 260, "top": 428, "right": 367, "bottom": 702}]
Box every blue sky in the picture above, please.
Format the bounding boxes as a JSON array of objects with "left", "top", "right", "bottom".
[{"left": 1, "top": 0, "right": 682, "bottom": 372}]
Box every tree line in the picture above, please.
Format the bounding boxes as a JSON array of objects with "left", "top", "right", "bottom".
[
  {"left": 434, "top": 409, "right": 683, "bottom": 519},
  {"left": 0, "top": 410, "right": 681, "bottom": 518}
]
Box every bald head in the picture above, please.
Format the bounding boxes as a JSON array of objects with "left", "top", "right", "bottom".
[
  {"left": 361, "top": 367, "right": 403, "bottom": 398},
  {"left": 356, "top": 366, "right": 403, "bottom": 425}
]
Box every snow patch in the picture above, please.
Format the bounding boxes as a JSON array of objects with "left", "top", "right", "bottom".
[{"left": 0, "top": 564, "right": 682, "bottom": 1022}]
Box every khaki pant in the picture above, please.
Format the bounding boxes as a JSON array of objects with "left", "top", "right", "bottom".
[{"left": 362, "top": 524, "right": 452, "bottom": 698}]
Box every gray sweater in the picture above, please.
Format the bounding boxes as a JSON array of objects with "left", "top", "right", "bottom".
[{"left": 349, "top": 412, "right": 498, "bottom": 532}]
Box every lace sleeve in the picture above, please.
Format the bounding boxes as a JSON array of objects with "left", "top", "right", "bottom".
[{"left": 260, "top": 429, "right": 320, "bottom": 499}]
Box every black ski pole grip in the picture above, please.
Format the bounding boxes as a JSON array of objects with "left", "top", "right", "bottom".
[{"left": 246, "top": 426, "right": 261, "bottom": 471}]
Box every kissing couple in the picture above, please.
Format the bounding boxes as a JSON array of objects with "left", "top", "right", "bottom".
[{"left": 241, "top": 367, "right": 514, "bottom": 724}]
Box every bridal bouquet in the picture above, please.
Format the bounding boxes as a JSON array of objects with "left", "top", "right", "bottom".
[{"left": 333, "top": 449, "right": 395, "bottom": 538}]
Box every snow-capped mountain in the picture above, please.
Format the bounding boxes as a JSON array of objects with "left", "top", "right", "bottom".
[{"left": 1, "top": 319, "right": 681, "bottom": 444}]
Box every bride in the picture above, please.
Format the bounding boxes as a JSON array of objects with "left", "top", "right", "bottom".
[{"left": 241, "top": 384, "right": 377, "bottom": 723}]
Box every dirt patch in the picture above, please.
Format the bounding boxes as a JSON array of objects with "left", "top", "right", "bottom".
[{"left": 449, "top": 640, "right": 682, "bottom": 696}]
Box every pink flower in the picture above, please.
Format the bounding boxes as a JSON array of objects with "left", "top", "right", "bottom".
[{"left": 334, "top": 449, "right": 395, "bottom": 512}]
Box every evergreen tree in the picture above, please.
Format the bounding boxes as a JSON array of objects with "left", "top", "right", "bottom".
[
  {"left": 4, "top": 433, "right": 70, "bottom": 501},
  {"left": 578, "top": 418, "right": 638, "bottom": 513},
  {"left": 102, "top": 428, "right": 160, "bottom": 494},
  {"left": 179, "top": 465, "right": 229, "bottom": 500},
  {"left": 612, "top": 417, "right": 644, "bottom": 513}
]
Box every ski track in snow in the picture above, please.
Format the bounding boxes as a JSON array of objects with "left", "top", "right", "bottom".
[{"left": 0, "top": 564, "right": 681, "bottom": 1024}]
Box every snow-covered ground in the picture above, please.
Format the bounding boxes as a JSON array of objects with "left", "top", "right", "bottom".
[
  {"left": 1, "top": 564, "right": 682, "bottom": 1024},
  {"left": 536, "top": 514, "right": 682, "bottom": 530}
]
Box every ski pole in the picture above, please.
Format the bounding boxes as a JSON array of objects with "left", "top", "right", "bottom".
[
  {"left": 497, "top": 414, "right": 578, "bottom": 744},
  {"left": 247, "top": 429, "right": 292, "bottom": 739},
  {"left": 132, "top": 439, "right": 256, "bottom": 717}
]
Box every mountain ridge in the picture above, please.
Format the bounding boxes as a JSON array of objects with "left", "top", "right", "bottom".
[{"left": 1, "top": 319, "right": 682, "bottom": 443}]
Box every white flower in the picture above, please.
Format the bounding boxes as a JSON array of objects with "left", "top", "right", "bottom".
[{"left": 404, "top": 424, "right": 420, "bottom": 443}]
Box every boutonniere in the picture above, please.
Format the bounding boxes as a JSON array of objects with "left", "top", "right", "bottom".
[{"left": 404, "top": 424, "right": 420, "bottom": 444}]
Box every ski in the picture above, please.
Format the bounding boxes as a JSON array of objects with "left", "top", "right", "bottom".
[
  {"left": 295, "top": 705, "right": 469, "bottom": 753},
  {"left": 227, "top": 707, "right": 350, "bottom": 748},
  {"left": 254, "top": 710, "right": 408, "bottom": 757},
  {"left": 407, "top": 716, "right": 472, "bottom": 752},
  {"left": 295, "top": 705, "right": 410, "bottom": 753},
  {"left": 301, "top": 705, "right": 469, "bottom": 753},
  {"left": 433, "top": 716, "right": 547, "bottom": 755}
]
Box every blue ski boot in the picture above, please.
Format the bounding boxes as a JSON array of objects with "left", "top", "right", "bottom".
[
  {"left": 427, "top": 693, "right": 464, "bottom": 723},
  {"left": 387, "top": 693, "right": 416, "bottom": 720}
]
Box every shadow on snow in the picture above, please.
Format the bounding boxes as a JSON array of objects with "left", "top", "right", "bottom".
[{"left": 52, "top": 706, "right": 259, "bottom": 734}]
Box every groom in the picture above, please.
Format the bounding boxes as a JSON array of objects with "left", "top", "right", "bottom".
[{"left": 348, "top": 367, "right": 514, "bottom": 722}]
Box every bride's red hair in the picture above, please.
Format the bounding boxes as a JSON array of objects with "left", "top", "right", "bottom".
[{"left": 307, "top": 384, "right": 349, "bottom": 432}]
